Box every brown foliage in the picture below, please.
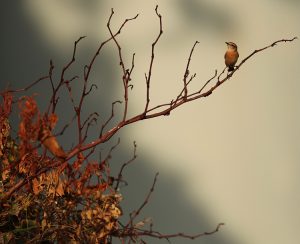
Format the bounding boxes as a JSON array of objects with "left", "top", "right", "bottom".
[
  {"left": 18, "top": 96, "right": 40, "bottom": 157},
  {"left": 1, "top": 95, "right": 124, "bottom": 243}
]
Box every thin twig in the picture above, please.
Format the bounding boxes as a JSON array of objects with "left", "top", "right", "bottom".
[
  {"left": 115, "top": 141, "right": 137, "bottom": 190},
  {"left": 47, "top": 36, "right": 86, "bottom": 115},
  {"left": 182, "top": 41, "right": 199, "bottom": 99},
  {"left": 125, "top": 173, "right": 159, "bottom": 230},
  {"left": 0, "top": 69, "right": 51, "bottom": 96},
  {"left": 99, "top": 100, "right": 122, "bottom": 137},
  {"left": 107, "top": 10, "right": 138, "bottom": 122},
  {"left": 134, "top": 222, "right": 224, "bottom": 240},
  {"left": 144, "top": 5, "right": 163, "bottom": 115}
]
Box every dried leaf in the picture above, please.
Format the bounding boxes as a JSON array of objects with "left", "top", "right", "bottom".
[
  {"left": 0, "top": 92, "right": 13, "bottom": 118},
  {"left": 55, "top": 180, "right": 65, "bottom": 196},
  {"left": 0, "top": 118, "right": 10, "bottom": 157},
  {"left": 32, "top": 178, "right": 41, "bottom": 195},
  {"left": 18, "top": 96, "right": 40, "bottom": 157},
  {"left": 48, "top": 113, "right": 58, "bottom": 129},
  {"left": 134, "top": 217, "right": 153, "bottom": 229},
  {"left": 2, "top": 168, "right": 10, "bottom": 181},
  {"left": 39, "top": 126, "right": 66, "bottom": 159}
]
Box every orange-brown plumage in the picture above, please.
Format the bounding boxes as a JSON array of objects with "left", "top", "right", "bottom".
[{"left": 225, "top": 42, "right": 239, "bottom": 71}]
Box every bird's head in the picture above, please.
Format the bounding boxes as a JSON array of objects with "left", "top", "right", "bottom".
[{"left": 226, "top": 42, "right": 238, "bottom": 50}]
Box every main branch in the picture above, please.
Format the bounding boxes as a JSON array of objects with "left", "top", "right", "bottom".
[{"left": 66, "top": 36, "right": 297, "bottom": 160}]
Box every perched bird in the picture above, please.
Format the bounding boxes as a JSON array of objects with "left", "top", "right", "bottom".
[{"left": 224, "top": 42, "right": 239, "bottom": 72}]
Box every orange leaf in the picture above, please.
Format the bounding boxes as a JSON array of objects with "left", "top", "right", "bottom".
[
  {"left": 32, "top": 178, "right": 41, "bottom": 195},
  {"left": 48, "top": 113, "right": 58, "bottom": 129}
]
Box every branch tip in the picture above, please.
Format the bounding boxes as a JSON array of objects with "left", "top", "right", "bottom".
[{"left": 76, "top": 36, "right": 86, "bottom": 44}]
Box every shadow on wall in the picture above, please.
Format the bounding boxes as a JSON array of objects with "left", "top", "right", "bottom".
[
  {"left": 175, "top": 0, "right": 234, "bottom": 34},
  {"left": 0, "top": 2, "right": 238, "bottom": 244}
]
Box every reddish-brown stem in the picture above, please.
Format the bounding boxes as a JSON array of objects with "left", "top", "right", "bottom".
[
  {"left": 84, "top": 10, "right": 138, "bottom": 82},
  {"left": 115, "top": 141, "right": 137, "bottom": 190},
  {"left": 132, "top": 222, "right": 224, "bottom": 240},
  {"left": 47, "top": 36, "right": 86, "bottom": 115},
  {"left": 0, "top": 74, "right": 50, "bottom": 96},
  {"left": 107, "top": 9, "right": 138, "bottom": 122},
  {"left": 65, "top": 37, "right": 297, "bottom": 161},
  {"left": 125, "top": 172, "right": 159, "bottom": 230},
  {"left": 144, "top": 5, "right": 163, "bottom": 115},
  {"left": 99, "top": 100, "right": 122, "bottom": 137},
  {"left": 182, "top": 41, "right": 199, "bottom": 99}
]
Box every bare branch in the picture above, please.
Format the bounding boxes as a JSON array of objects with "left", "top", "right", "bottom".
[
  {"left": 115, "top": 141, "right": 137, "bottom": 190},
  {"left": 134, "top": 222, "right": 224, "bottom": 241},
  {"left": 82, "top": 112, "right": 99, "bottom": 142},
  {"left": 182, "top": 41, "right": 199, "bottom": 99},
  {"left": 66, "top": 36, "right": 297, "bottom": 161},
  {"left": 126, "top": 172, "right": 159, "bottom": 230},
  {"left": 189, "top": 70, "right": 217, "bottom": 98},
  {"left": 47, "top": 36, "right": 86, "bottom": 115},
  {"left": 84, "top": 9, "right": 138, "bottom": 81},
  {"left": 235, "top": 37, "right": 298, "bottom": 73},
  {"left": 61, "top": 36, "right": 87, "bottom": 83},
  {"left": 99, "top": 100, "right": 122, "bottom": 137},
  {"left": 107, "top": 9, "right": 138, "bottom": 75},
  {"left": 0, "top": 67, "right": 52, "bottom": 96},
  {"left": 54, "top": 113, "right": 77, "bottom": 139},
  {"left": 144, "top": 5, "right": 163, "bottom": 115},
  {"left": 107, "top": 9, "right": 138, "bottom": 122}
]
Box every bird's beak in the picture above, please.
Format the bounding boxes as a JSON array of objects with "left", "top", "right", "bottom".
[{"left": 225, "top": 42, "right": 229, "bottom": 45}]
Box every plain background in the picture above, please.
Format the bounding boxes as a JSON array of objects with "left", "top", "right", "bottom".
[{"left": 1, "top": 1, "right": 299, "bottom": 243}]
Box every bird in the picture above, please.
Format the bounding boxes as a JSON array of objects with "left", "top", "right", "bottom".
[{"left": 224, "top": 42, "right": 239, "bottom": 72}]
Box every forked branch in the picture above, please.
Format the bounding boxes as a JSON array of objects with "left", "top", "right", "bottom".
[
  {"left": 64, "top": 5, "right": 297, "bottom": 161},
  {"left": 144, "top": 5, "right": 163, "bottom": 115}
]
